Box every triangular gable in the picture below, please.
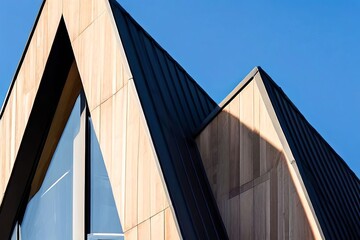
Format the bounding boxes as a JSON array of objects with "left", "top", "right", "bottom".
[
  {"left": 196, "top": 67, "right": 323, "bottom": 239},
  {"left": 0, "top": 0, "right": 226, "bottom": 239},
  {"left": 0, "top": 18, "right": 75, "bottom": 237},
  {"left": 259, "top": 68, "right": 360, "bottom": 239},
  {"left": 198, "top": 66, "right": 359, "bottom": 239}
]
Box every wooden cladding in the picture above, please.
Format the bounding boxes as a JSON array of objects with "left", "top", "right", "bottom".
[
  {"left": 196, "top": 79, "right": 315, "bottom": 240},
  {"left": 0, "top": 0, "right": 180, "bottom": 239},
  {"left": 96, "top": 80, "right": 180, "bottom": 239}
]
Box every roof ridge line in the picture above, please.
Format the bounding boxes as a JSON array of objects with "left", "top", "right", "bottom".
[
  {"left": 258, "top": 68, "right": 359, "bottom": 182},
  {"left": 193, "top": 66, "right": 260, "bottom": 137}
]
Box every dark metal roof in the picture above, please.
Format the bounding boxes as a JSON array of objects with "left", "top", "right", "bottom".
[
  {"left": 259, "top": 67, "right": 360, "bottom": 239},
  {"left": 109, "top": 1, "right": 227, "bottom": 239}
]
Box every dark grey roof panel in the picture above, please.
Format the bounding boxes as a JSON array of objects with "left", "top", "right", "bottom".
[
  {"left": 259, "top": 67, "right": 360, "bottom": 239},
  {"left": 109, "top": 1, "right": 227, "bottom": 239}
]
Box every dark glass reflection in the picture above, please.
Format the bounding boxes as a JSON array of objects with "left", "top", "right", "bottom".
[
  {"left": 20, "top": 97, "right": 81, "bottom": 239},
  {"left": 89, "top": 118, "right": 123, "bottom": 239}
]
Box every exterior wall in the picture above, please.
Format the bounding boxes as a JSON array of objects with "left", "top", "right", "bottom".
[
  {"left": 69, "top": 2, "right": 180, "bottom": 237},
  {"left": 196, "top": 80, "right": 315, "bottom": 239},
  {"left": 0, "top": 0, "right": 63, "bottom": 202},
  {"left": 0, "top": 0, "right": 180, "bottom": 239},
  {"left": 93, "top": 80, "right": 180, "bottom": 240}
]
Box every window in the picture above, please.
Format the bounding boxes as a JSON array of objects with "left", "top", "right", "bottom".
[
  {"left": 88, "top": 119, "right": 123, "bottom": 239},
  {"left": 14, "top": 94, "right": 124, "bottom": 240}
]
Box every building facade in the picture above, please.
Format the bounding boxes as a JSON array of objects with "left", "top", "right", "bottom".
[{"left": 0, "top": 0, "right": 358, "bottom": 239}]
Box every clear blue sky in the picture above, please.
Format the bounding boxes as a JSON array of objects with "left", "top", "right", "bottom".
[{"left": 1, "top": 1, "right": 359, "bottom": 177}]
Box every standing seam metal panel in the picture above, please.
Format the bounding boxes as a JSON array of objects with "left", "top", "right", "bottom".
[{"left": 109, "top": 1, "right": 227, "bottom": 239}]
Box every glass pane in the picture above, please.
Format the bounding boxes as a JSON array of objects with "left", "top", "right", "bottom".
[
  {"left": 10, "top": 223, "right": 17, "bottom": 240},
  {"left": 89, "top": 118, "right": 123, "bottom": 238},
  {"left": 20, "top": 97, "right": 82, "bottom": 240}
]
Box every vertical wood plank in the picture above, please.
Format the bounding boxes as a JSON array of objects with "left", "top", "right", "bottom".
[
  {"left": 150, "top": 149, "right": 167, "bottom": 216},
  {"left": 266, "top": 179, "right": 271, "bottom": 240},
  {"left": 253, "top": 81, "right": 260, "bottom": 179},
  {"left": 209, "top": 116, "right": 218, "bottom": 193},
  {"left": 63, "top": 0, "right": 80, "bottom": 42},
  {"left": 124, "top": 86, "right": 140, "bottom": 231},
  {"left": 116, "top": 52, "right": 126, "bottom": 91},
  {"left": 254, "top": 180, "right": 270, "bottom": 240},
  {"left": 229, "top": 95, "right": 240, "bottom": 196},
  {"left": 165, "top": 207, "right": 180, "bottom": 240},
  {"left": 240, "top": 82, "right": 254, "bottom": 185},
  {"left": 100, "top": 97, "right": 113, "bottom": 177},
  {"left": 47, "top": 0, "right": 62, "bottom": 43},
  {"left": 112, "top": 86, "right": 127, "bottom": 222},
  {"left": 125, "top": 226, "right": 138, "bottom": 240},
  {"left": 103, "top": 12, "right": 118, "bottom": 99},
  {"left": 9, "top": 84, "right": 17, "bottom": 169},
  {"left": 284, "top": 162, "right": 290, "bottom": 239},
  {"left": 240, "top": 188, "right": 254, "bottom": 239},
  {"left": 138, "top": 121, "right": 151, "bottom": 223},
  {"left": 217, "top": 106, "right": 230, "bottom": 201},
  {"left": 79, "top": 0, "right": 106, "bottom": 34},
  {"left": 229, "top": 195, "right": 240, "bottom": 239},
  {"left": 138, "top": 219, "right": 150, "bottom": 240},
  {"left": 151, "top": 211, "right": 165, "bottom": 240},
  {"left": 270, "top": 168, "right": 278, "bottom": 240},
  {"left": 72, "top": 23, "right": 100, "bottom": 111}
]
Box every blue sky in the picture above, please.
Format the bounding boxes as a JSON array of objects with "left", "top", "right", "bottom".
[{"left": 1, "top": 1, "right": 359, "bottom": 177}]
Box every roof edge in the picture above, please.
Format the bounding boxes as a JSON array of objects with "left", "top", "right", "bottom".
[
  {"left": 108, "top": 0, "right": 217, "bottom": 107},
  {"left": 254, "top": 68, "right": 325, "bottom": 239},
  {"left": 258, "top": 67, "right": 360, "bottom": 182},
  {"left": 193, "top": 66, "right": 259, "bottom": 137}
]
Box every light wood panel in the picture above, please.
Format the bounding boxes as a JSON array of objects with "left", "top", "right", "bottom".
[
  {"left": 0, "top": 1, "right": 181, "bottom": 239},
  {"left": 240, "top": 81, "right": 254, "bottom": 186},
  {"left": 240, "top": 188, "right": 254, "bottom": 239},
  {"left": 95, "top": 81, "right": 179, "bottom": 238},
  {"left": 138, "top": 121, "right": 151, "bottom": 223},
  {"left": 72, "top": 11, "right": 130, "bottom": 111},
  {"left": 138, "top": 219, "right": 150, "bottom": 240},
  {"left": 124, "top": 84, "right": 140, "bottom": 230},
  {"left": 229, "top": 96, "right": 240, "bottom": 197},
  {"left": 0, "top": 85, "right": 17, "bottom": 201},
  {"left": 112, "top": 86, "right": 127, "bottom": 222},
  {"left": 196, "top": 79, "right": 315, "bottom": 240},
  {"left": 94, "top": 78, "right": 179, "bottom": 238},
  {"left": 125, "top": 226, "right": 137, "bottom": 240},
  {"left": 151, "top": 211, "right": 165, "bottom": 240},
  {"left": 165, "top": 207, "right": 180, "bottom": 240}
]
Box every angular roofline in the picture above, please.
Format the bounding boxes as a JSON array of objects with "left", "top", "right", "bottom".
[
  {"left": 111, "top": 1, "right": 217, "bottom": 108},
  {"left": 110, "top": 0, "right": 227, "bottom": 238},
  {"left": 193, "top": 66, "right": 259, "bottom": 136},
  {"left": 0, "top": 1, "right": 46, "bottom": 119},
  {"left": 196, "top": 65, "right": 358, "bottom": 183},
  {"left": 259, "top": 68, "right": 359, "bottom": 238},
  {"left": 259, "top": 68, "right": 359, "bottom": 181}
]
